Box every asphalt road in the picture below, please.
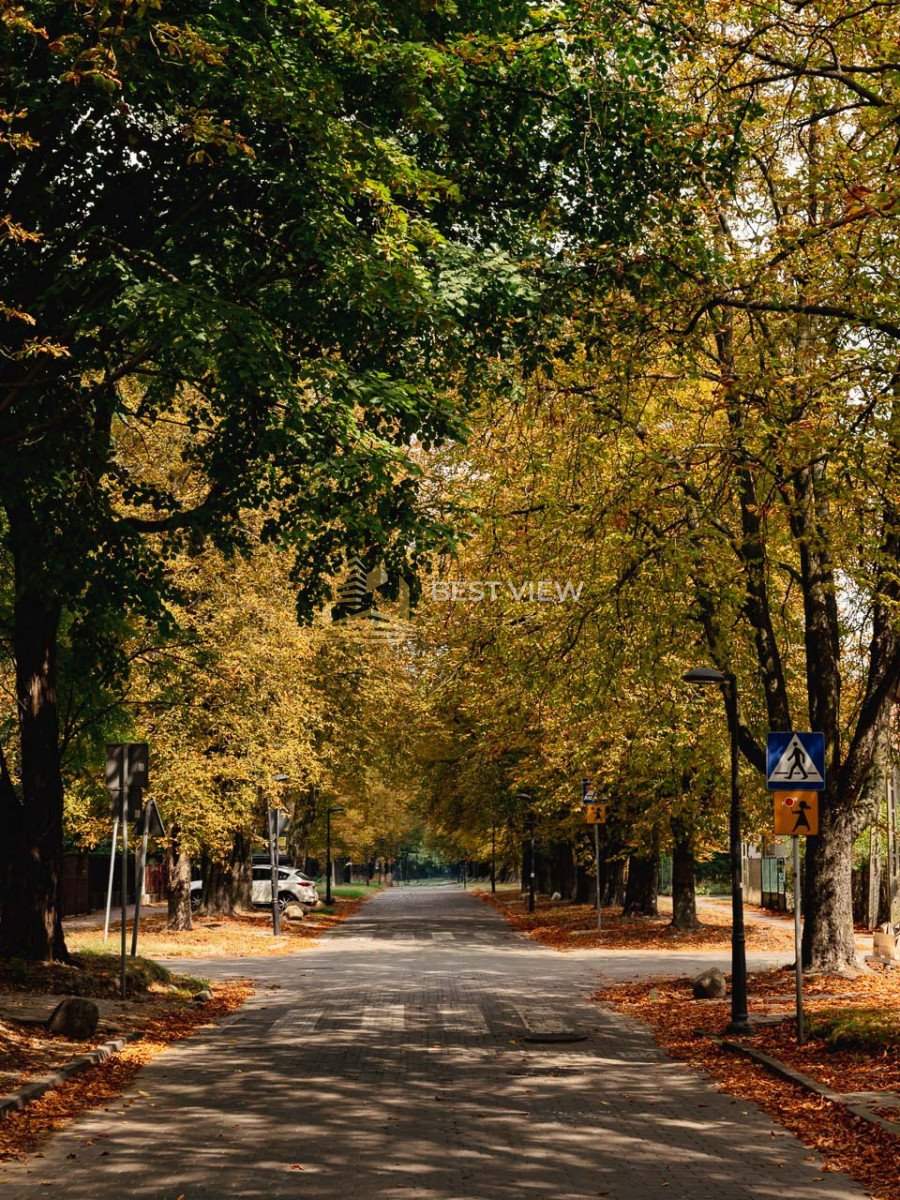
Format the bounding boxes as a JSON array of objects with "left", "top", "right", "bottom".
[{"left": 0, "top": 887, "right": 867, "bottom": 1200}]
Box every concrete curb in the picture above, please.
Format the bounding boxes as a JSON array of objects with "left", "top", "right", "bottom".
[
  {"left": 707, "top": 1034, "right": 900, "bottom": 1137},
  {"left": 0, "top": 1031, "right": 144, "bottom": 1118}
]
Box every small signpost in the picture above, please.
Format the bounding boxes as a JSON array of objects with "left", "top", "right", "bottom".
[
  {"left": 582, "top": 779, "right": 604, "bottom": 931},
  {"left": 131, "top": 799, "right": 166, "bottom": 958},
  {"left": 767, "top": 732, "right": 825, "bottom": 1045},
  {"left": 267, "top": 807, "right": 290, "bottom": 937},
  {"left": 105, "top": 744, "right": 149, "bottom": 1001}
]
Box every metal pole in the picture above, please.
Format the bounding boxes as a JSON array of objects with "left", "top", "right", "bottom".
[
  {"left": 528, "top": 813, "right": 536, "bottom": 914},
  {"left": 104, "top": 816, "right": 119, "bottom": 941},
  {"left": 131, "top": 802, "right": 150, "bottom": 956},
  {"left": 120, "top": 754, "right": 128, "bottom": 1002},
  {"left": 724, "top": 675, "right": 750, "bottom": 1035},
  {"left": 793, "top": 835, "right": 804, "bottom": 1044},
  {"left": 268, "top": 806, "right": 281, "bottom": 936},
  {"left": 462, "top": 859, "right": 467, "bottom": 890},
  {"left": 491, "top": 825, "right": 496, "bottom": 894},
  {"left": 325, "top": 809, "right": 332, "bottom": 906},
  {"left": 594, "top": 822, "right": 602, "bottom": 931}
]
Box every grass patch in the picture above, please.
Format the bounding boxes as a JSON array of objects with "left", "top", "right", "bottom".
[
  {"left": 326, "top": 884, "right": 383, "bottom": 900},
  {"left": 806, "top": 1006, "right": 900, "bottom": 1052},
  {"left": 0, "top": 953, "right": 172, "bottom": 998}
]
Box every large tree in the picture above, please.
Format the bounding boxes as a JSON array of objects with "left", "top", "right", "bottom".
[{"left": 0, "top": 1, "right": 684, "bottom": 957}]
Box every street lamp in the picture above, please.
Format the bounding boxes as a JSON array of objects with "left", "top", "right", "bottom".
[
  {"left": 517, "top": 792, "right": 535, "bottom": 914},
  {"left": 268, "top": 774, "right": 291, "bottom": 937},
  {"left": 683, "top": 666, "right": 751, "bottom": 1035},
  {"left": 325, "top": 805, "right": 344, "bottom": 906}
]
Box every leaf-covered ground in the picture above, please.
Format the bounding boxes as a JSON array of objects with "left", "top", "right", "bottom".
[
  {"left": 599, "top": 967, "right": 900, "bottom": 1200},
  {"left": 479, "top": 890, "right": 798, "bottom": 952},
  {"left": 0, "top": 974, "right": 250, "bottom": 1163},
  {"left": 66, "top": 895, "right": 366, "bottom": 959}
]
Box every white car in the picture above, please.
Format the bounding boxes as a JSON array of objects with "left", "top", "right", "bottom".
[
  {"left": 189, "top": 867, "right": 318, "bottom": 912},
  {"left": 251, "top": 865, "right": 318, "bottom": 909}
]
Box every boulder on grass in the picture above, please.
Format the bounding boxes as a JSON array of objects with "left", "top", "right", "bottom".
[
  {"left": 47, "top": 997, "right": 100, "bottom": 1040},
  {"left": 692, "top": 968, "right": 727, "bottom": 1000},
  {"left": 283, "top": 903, "right": 305, "bottom": 921},
  {"left": 192, "top": 988, "right": 213, "bottom": 1004}
]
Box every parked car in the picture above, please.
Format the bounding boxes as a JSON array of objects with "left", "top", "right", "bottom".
[{"left": 189, "top": 867, "right": 318, "bottom": 912}]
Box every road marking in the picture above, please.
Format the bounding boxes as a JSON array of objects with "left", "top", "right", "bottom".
[
  {"left": 361, "top": 1004, "right": 406, "bottom": 1033},
  {"left": 512, "top": 1005, "right": 586, "bottom": 1043},
  {"left": 270, "top": 1007, "right": 324, "bottom": 1034},
  {"left": 436, "top": 1004, "right": 490, "bottom": 1035}
]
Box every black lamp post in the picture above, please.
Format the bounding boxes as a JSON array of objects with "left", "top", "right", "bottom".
[
  {"left": 517, "top": 792, "right": 535, "bottom": 914},
  {"left": 683, "top": 667, "right": 751, "bottom": 1035},
  {"left": 325, "top": 805, "right": 344, "bottom": 906}
]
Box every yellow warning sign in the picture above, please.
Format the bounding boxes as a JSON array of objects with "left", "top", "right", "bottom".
[
  {"left": 584, "top": 803, "right": 606, "bottom": 825},
  {"left": 773, "top": 790, "right": 818, "bottom": 836}
]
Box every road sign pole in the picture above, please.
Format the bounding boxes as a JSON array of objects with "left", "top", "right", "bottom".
[
  {"left": 268, "top": 806, "right": 282, "bottom": 937},
  {"left": 131, "top": 802, "right": 150, "bottom": 958},
  {"left": 594, "top": 822, "right": 602, "bottom": 931},
  {"left": 120, "top": 751, "right": 128, "bottom": 1002},
  {"left": 793, "top": 835, "right": 805, "bottom": 1045},
  {"left": 103, "top": 816, "right": 118, "bottom": 942}
]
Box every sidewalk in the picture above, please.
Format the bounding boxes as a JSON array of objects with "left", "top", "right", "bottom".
[{"left": 63, "top": 902, "right": 166, "bottom": 932}]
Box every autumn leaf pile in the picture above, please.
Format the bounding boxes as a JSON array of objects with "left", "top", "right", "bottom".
[
  {"left": 67, "top": 897, "right": 366, "bottom": 960},
  {"left": 0, "top": 981, "right": 250, "bottom": 1163},
  {"left": 599, "top": 968, "right": 900, "bottom": 1199},
  {"left": 480, "top": 891, "right": 796, "bottom": 953}
]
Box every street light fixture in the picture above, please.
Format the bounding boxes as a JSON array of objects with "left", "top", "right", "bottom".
[
  {"left": 325, "top": 805, "right": 344, "bottom": 906},
  {"left": 517, "top": 792, "right": 535, "bottom": 914},
  {"left": 683, "top": 666, "right": 751, "bottom": 1035}
]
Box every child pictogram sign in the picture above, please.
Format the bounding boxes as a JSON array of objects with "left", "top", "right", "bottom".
[{"left": 772, "top": 790, "right": 819, "bottom": 836}]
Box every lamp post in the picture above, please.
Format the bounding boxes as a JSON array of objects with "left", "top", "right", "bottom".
[
  {"left": 683, "top": 667, "right": 751, "bottom": 1035},
  {"left": 517, "top": 792, "right": 535, "bottom": 914},
  {"left": 325, "top": 805, "right": 344, "bottom": 906}
]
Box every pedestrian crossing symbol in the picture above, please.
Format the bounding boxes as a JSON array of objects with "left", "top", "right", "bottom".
[
  {"left": 584, "top": 803, "right": 606, "bottom": 825},
  {"left": 773, "top": 790, "right": 819, "bottom": 836},
  {"left": 766, "top": 732, "right": 825, "bottom": 791}
]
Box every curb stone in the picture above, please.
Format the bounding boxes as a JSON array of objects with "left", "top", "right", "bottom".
[
  {"left": 0, "top": 1032, "right": 144, "bottom": 1118},
  {"left": 706, "top": 1033, "right": 900, "bottom": 1137}
]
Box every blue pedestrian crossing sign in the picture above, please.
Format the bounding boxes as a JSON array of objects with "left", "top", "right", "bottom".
[{"left": 767, "top": 732, "right": 825, "bottom": 791}]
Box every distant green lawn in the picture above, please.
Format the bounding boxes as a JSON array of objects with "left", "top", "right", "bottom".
[{"left": 321, "top": 883, "right": 384, "bottom": 900}]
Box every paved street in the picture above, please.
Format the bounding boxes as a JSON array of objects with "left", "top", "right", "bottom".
[{"left": 0, "top": 888, "right": 868, "bottom": 1200}]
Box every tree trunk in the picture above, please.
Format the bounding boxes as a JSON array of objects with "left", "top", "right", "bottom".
[
  {"left": 622, "top": 850, "right": 659, "bottom": 917},
  {"left": 199, "top": 831, "right": 253, "bottom": 915},
  {"left": 232, "top": 830, "right": 253, "bottom": 912},
  {"left": 0, "top": 585, "right": 67, "bottom": 961},
  {"left": 670, "top": 817, "right": 699, "bottom": 931},
  {"left": 166, "top": 828, "right": 193, "bottom": 932},
  {"left": 802, "top": 799, "right": 857, "bottom": 971},
  {"left": 200, "top": 853, "right": 235, "bottom": 917},
  {"left": 601, "top": 855, "right": 626, "bottom": 907}
]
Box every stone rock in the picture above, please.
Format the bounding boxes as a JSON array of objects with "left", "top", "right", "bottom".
[
  {"left": 191, "top": 988, "right": 213, "bottom": 1004},
  {"left": 692, "top": 968, "right": 727, "bottom": 999},
  {"left": 313, "top": 900, "right": 327, "bottom": 911},
  {"left": 550, "top": 892, "right": 562, "bottom": 902},
  {"left": 46, "top": 997, "right": 100, "bottom": 1040},
  {"left": 283, "top": 903, "right": 305, "bottom": 921}
]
